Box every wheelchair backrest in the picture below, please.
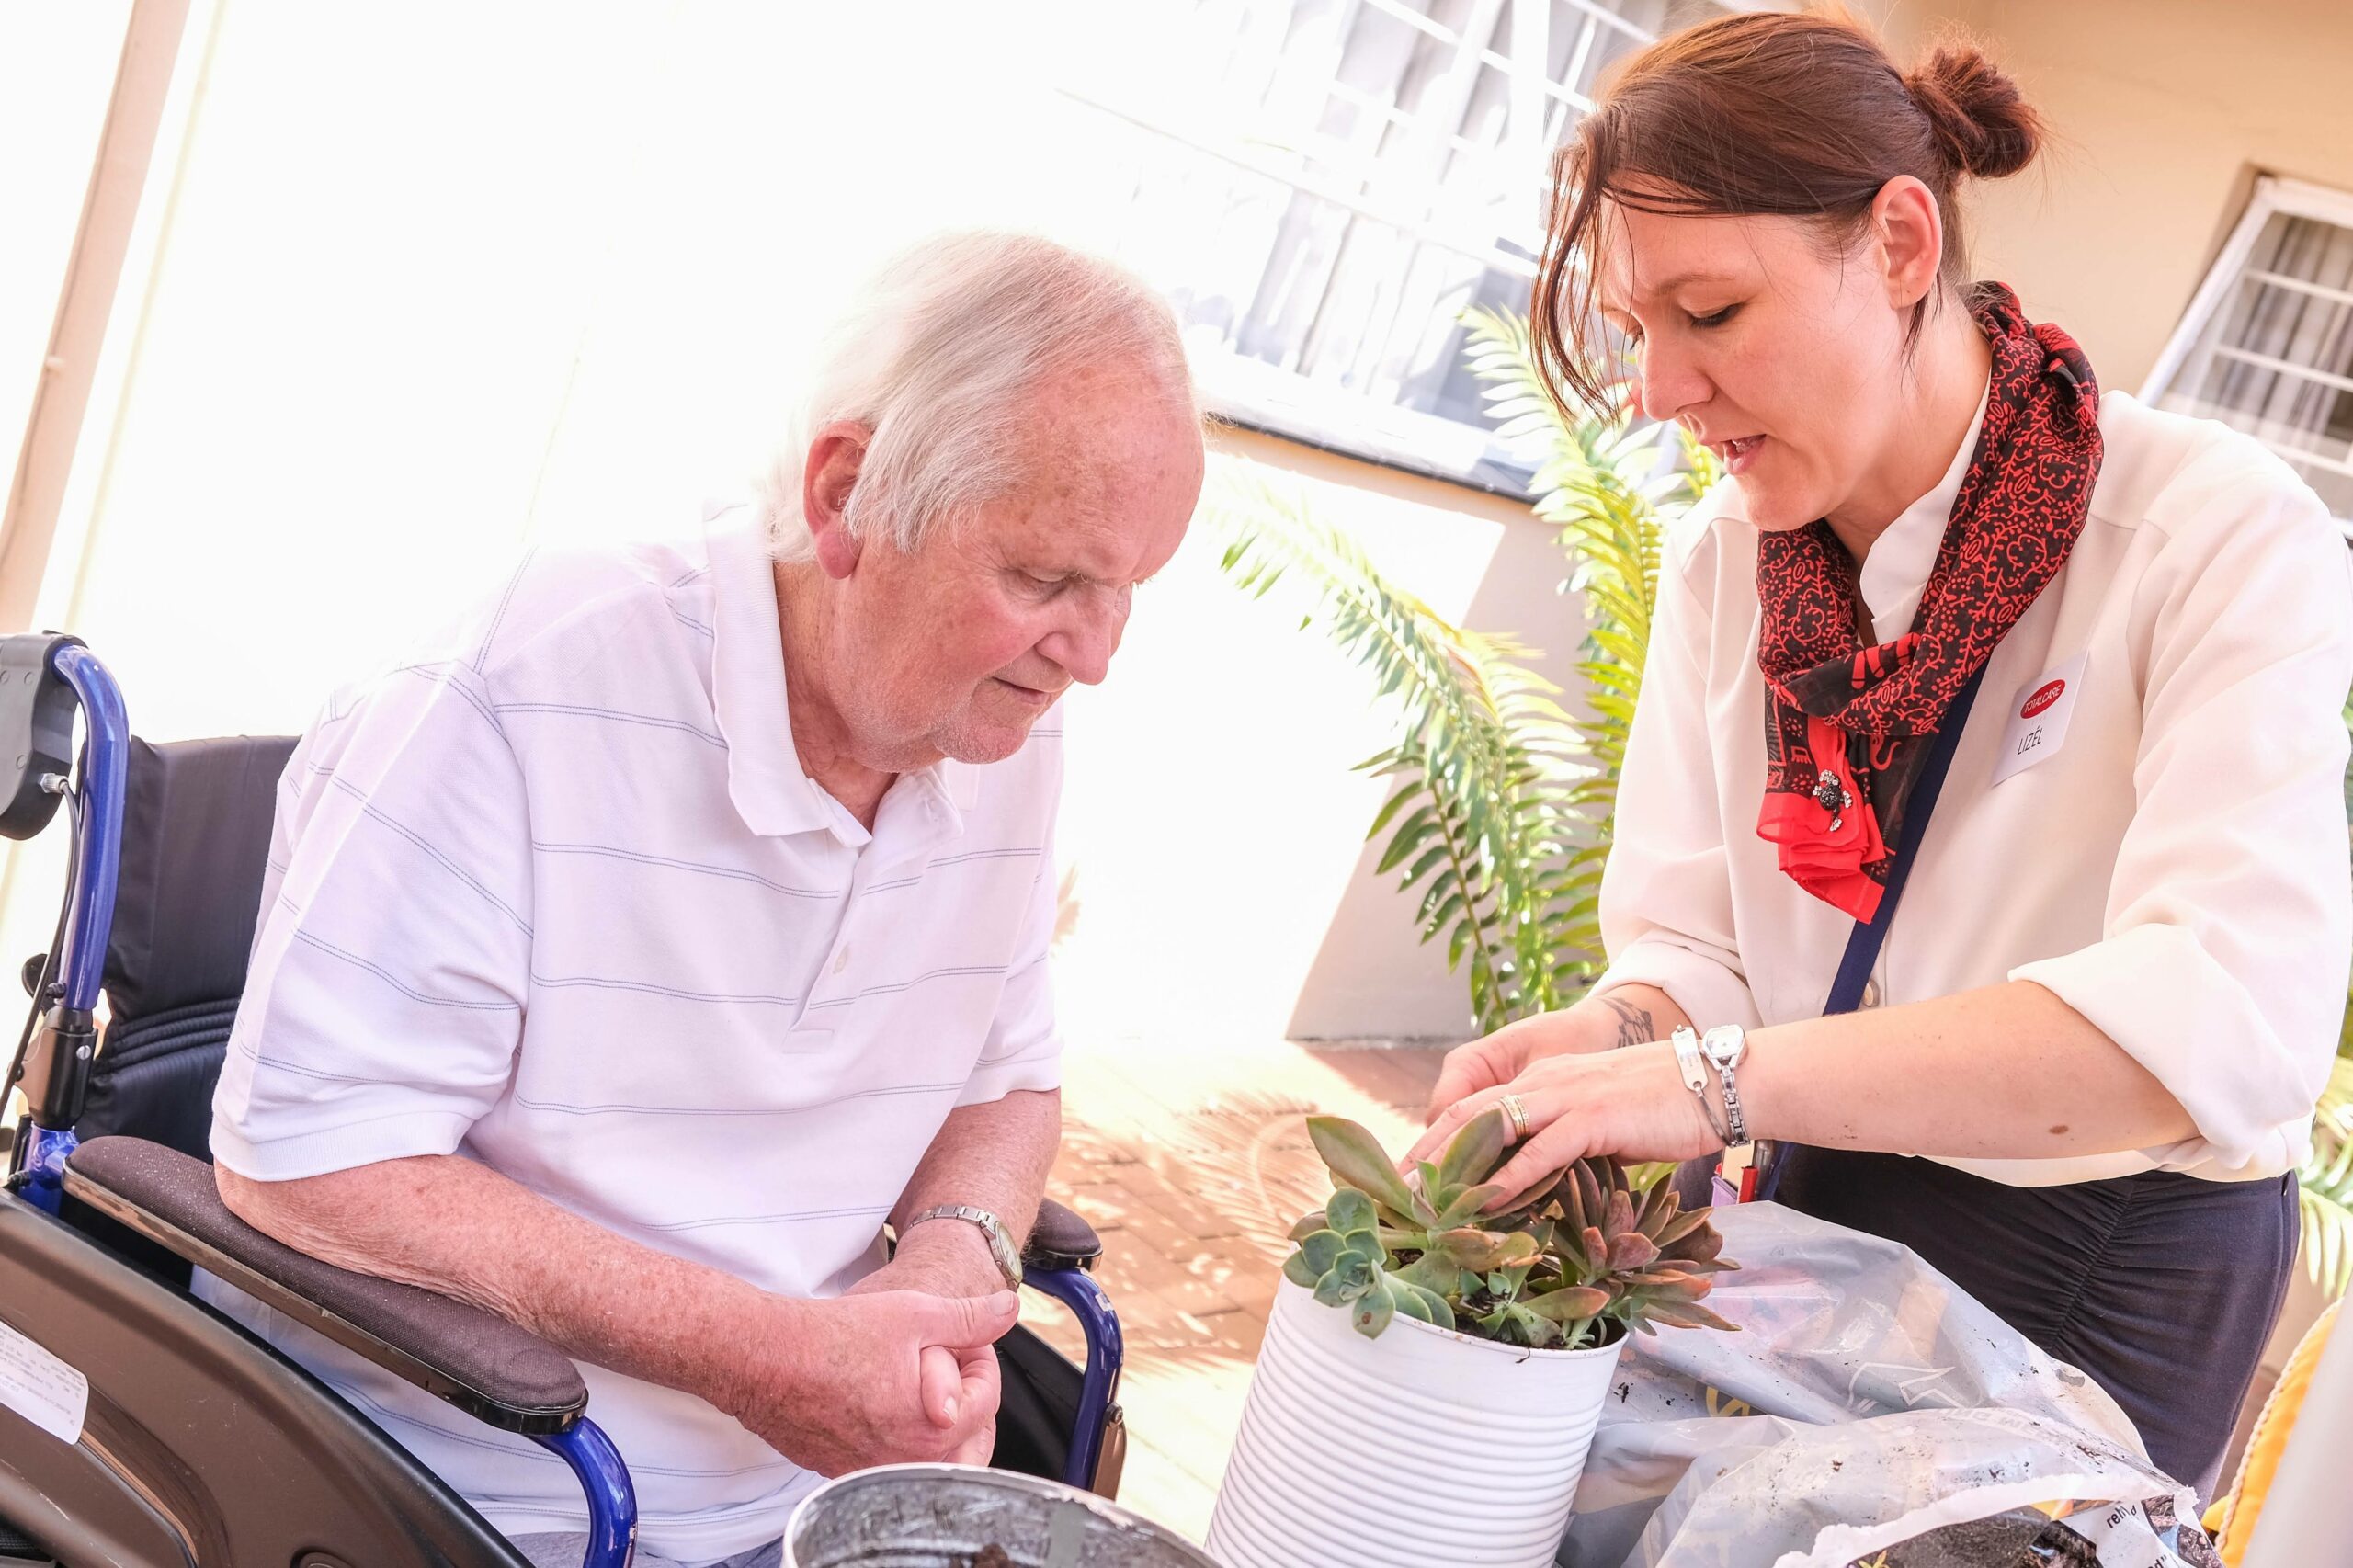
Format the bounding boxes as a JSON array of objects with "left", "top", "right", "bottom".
[
  {"left": 79, "top": 734, "right": 296, "bottom": 1161},
  {"left": 43, "top": 735, "right": 295, "bottom": 1288}
]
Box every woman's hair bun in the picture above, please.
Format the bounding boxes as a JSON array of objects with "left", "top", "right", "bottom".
[{"left": 1904, "top": 42, "right": 2042, "bottom": 181}]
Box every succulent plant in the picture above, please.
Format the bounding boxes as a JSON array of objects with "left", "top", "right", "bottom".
[{"left": 1280, "top": 1108, "right": 1737, "bottom": 1350}]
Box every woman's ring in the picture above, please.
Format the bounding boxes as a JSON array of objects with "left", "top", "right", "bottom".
[{"left": 1500, "top": 1093, "right": 1532, "bottom": 1141}]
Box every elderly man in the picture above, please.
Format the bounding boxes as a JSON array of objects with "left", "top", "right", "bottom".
[{"left": 203, "top": 232, "right": 1203, "bottom": 1567}]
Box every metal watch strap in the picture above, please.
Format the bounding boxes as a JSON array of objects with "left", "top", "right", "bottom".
[
  {"left": 1700, "top": 1025, "right": 1751, "bottom": 1147},
  {"left": 1718, "top": 1055, "right": 1749, "bottom": 1146},
  {"left": 906, "top": 1203, "right": 1021, "bottom": 1289}
]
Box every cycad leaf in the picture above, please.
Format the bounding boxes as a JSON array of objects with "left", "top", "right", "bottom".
[{"left": 1209, "top": 309, "right": 1723, "bottom": 1031}]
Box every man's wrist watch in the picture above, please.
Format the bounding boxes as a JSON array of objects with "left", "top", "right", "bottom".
[{"left": 905, "top": 1204, "right": 1023, "bottom": 1290}]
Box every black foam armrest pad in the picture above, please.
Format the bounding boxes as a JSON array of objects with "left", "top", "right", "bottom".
[
  {"left": 1024, "top": 1196, "right": 1102, "bottom": 1270},
  {"left": 64, "top": 1136, "right": 586, "bottom": 1434}
]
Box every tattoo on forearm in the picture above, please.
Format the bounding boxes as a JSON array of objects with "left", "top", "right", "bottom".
[{"left": 1602, "top": 995, "right": 1654, "bottom": 1050}]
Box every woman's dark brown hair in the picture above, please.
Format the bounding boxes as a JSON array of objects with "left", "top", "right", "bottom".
[{"left": 1532, "top": 6, "right": 2043, "bottom": 416}]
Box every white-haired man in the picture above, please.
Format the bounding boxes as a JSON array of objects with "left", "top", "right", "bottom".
[{"left": 204, "top": 233, "right": 1203, "bottom": 1567}]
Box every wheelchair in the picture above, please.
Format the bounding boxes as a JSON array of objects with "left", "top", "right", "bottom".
[{"left": 0, "top": 635, "right": 1127, "bottom": 1568}]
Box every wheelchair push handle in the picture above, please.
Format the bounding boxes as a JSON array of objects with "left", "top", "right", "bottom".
[
  {"left": 2, "top": 636, "right": 126, "bottom": 1215},
  {"left": 0, "top": 635, "right": 84, "bottom": 844}
]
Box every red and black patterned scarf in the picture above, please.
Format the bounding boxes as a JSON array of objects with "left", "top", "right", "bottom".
[{"left": 1755, "top": 283, "right": 2103, "bottom": 922}]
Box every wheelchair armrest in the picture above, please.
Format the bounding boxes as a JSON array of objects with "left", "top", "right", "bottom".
[
  {"left": 1023, "top": 1195, "right": 1102, "bottom": 1272},
  {"left": 63, "top": 1135, "right": 587, "bottom": 1435}
]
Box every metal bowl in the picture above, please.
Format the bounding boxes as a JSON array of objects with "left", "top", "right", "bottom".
[{"left": 783, "top": 1464, "right": 1224, "bottom": 1568}]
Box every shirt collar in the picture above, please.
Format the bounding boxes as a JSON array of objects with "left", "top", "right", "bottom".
[
  {"left": 707, "top": 511, "right": 989, "bottom": 845},
  {"left": 890, "top": 741, "right": 986, "bottom": 855},
  {"left": 1857, "top": 376, "right": 1993, "bottom": 644},
  {"left": 707, "top": 514, "right": 835, "bottom": 838},
  {"left": 935, "top": 756, "right": 983, "bottom": 812}
]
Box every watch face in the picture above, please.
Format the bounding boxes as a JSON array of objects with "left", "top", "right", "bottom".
[{"left": 975, "top": 1217, "right": 1021, "bottom": 1285}]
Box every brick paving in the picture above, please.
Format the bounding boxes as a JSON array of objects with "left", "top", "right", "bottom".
[{"left": 1019, "top": 1037, "right": 1449, "bottom": 1545}]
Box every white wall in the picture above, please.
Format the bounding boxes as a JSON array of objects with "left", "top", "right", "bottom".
[
  {"left": 1872, "top": 0, "right": 2353, "bottom": 393},
  {"left": 1053, "top": 428, "right": 1588, "bottom": 1051}
]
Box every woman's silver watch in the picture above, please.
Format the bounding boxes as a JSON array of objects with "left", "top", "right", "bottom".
[
  {"left": 1699, "top": 1024, "right": 1752, "bottom": 1147},
  {"left": 905, "top": 1204, "right": 1024, "bottom": 1290}
]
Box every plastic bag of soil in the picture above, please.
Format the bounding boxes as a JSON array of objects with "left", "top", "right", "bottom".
[{"left": 1557, "top": 1204, "right": 2222, "bottom": 1568}]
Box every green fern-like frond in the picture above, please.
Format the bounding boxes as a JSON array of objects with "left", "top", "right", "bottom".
[
  {"left": 1210, "top": 310, "right": 1723, "bottom": 1031},
  {"left": 2302, "top": 1051, "right": 2353, "bottom": 1298},
  {"left": 2322, "top": 704, "right": 2353, "bottom": 1298},
  {"left": 1206, "top": 462, "right": 1584, "bottom": 1033},
  {"left": 1462, "top": 305, "right": 1720, "bottom": 989}
]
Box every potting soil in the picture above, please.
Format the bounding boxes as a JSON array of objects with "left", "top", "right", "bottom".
[{"left": 1554, "top": 1204, "right": 2221, "bottom": 1568}]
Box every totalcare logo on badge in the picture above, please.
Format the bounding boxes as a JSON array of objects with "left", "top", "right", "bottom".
[
  {"left": 1994, "top": 653, "right": 2087, "bottom": 786},
  {"left": 2020, "top": 678, "right": 2067, "bottom": 720}
]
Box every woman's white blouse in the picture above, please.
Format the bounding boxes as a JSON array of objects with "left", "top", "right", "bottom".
[{"left": 1596, "top": 390, "right": 2353, "bottom": 1186}]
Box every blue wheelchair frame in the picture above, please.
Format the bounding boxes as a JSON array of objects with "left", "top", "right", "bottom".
[{"left": 3, "top": 643, "right": 1124, "bottom": 1568}]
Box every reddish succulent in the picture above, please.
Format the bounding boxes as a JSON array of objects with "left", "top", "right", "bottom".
[{"left": 1281, "top": 1108, "right": 1737, "bottom": 1349}]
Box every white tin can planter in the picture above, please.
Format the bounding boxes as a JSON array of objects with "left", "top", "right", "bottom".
[{"left": 1207, "top": 1278, "right": 1625, "bottom": 1568}]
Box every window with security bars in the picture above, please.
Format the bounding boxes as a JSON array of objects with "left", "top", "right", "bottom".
[
  {"left": 2143, "top": 176, "right": 2353, "bottom": 536},
  {"left": 1051, "top": 0, "right": 1748, "bottom": 492}
]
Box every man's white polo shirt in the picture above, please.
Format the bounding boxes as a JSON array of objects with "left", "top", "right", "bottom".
[{"left": 203, "top": 509, "right": 1063, "bottom": 1560}]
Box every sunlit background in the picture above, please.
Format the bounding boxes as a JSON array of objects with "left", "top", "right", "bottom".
[
  {"left": 13, "top": 0, "right": 2351, "bottom": 1058},
  {"left": 0, "top": 0, "right": 1707, "bottom": 1048},
  {"left": 9, "top": 0, "right": 2353, "bottom": 1538}
]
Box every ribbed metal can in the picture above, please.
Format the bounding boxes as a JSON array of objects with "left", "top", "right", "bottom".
[
  {"left": 1206, "top": 1279, "right": 1623, "bottom": 1568},
  {"left": 785, "top": 1462, "right": 1224, "bottom": 1567}
]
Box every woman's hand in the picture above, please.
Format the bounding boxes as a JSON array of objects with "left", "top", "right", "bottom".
[
  {"left": 1404, "top": 1040, "right": 1722, "bottom": 1207},
  {"left": 1424, "top": 985, "right": 1688, "bottom": 1123}
]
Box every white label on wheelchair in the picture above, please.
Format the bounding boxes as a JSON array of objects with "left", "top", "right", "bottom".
[{"left": 0, "top": 1318, "right": 87, "bottom": 1443}]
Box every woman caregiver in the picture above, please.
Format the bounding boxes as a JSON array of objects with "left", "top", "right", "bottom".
[{"left": 1410, "top": 8, "right": 2353, "bottom": 1492}]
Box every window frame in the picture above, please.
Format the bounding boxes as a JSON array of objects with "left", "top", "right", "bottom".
[
  {"left": 1054, "top": 0, "right": 1742, "bottom": 494},
  {"left": 2140, "top": 173, "right": 2353, "bottom": 536}
]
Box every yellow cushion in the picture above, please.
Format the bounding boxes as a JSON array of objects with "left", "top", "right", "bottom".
[{"left": 2206, "top": 1299, "right": 2340, "bottom": 1564}]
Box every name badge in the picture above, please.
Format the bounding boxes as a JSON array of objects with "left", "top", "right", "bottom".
[{"left": 1992, "top": 653, "right": 2086, "bottom": 785}]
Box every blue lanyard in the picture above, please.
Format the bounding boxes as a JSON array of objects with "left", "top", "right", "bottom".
[
  {"left": 1823, "top": 662, "right": 1990, "bottom": 1016},
  {"left": 1751, "top": 662, "right": 1988, "bottom": 1203}
]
